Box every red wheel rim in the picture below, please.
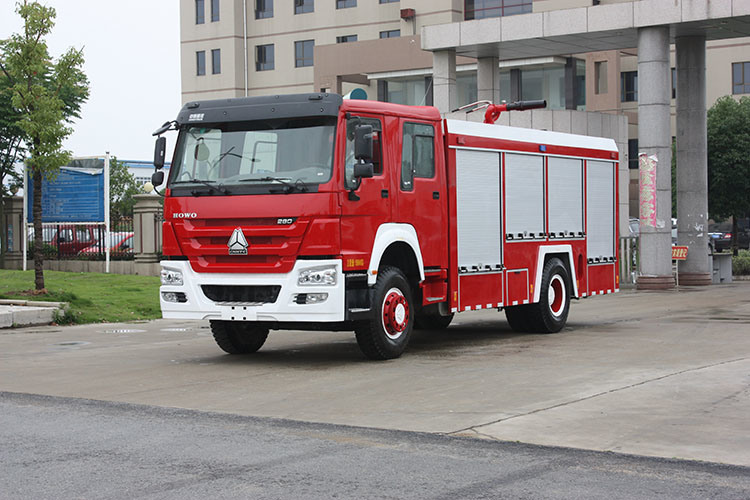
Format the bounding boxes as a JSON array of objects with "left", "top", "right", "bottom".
[
  {"left": 548, "top": 275, "right": 566, "bottom": 317},
  {"left": 381, "top": 287, "right": 409, "bottom": 340}
]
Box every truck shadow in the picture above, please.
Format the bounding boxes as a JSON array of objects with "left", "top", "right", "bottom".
[{"left": 201, "top": 319, "right": 530, "bottom": 367}]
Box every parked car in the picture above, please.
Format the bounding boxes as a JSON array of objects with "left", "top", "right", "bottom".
[
  {"left": 628, "top": 218, "right": 640, "bottom": 237},
  {"left": 709, "top": 223, "right": 750, "bottom": 252},
  {"left": 28, "top": 225, "right": 99, "bottom": 256},
  {"left": 79, "top": 232, "right": 133, "bottom": 256}
]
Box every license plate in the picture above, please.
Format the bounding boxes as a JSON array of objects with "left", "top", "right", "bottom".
[{"left": 220, "top": 305, "right": 257, "bottom": 321}]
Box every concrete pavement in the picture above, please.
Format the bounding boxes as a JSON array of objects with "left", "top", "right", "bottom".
[{"left": 1, "top": 283, "right": 749, "bottom": 466}]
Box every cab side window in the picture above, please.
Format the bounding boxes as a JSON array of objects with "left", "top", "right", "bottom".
[
  {"left": 401, "top": 122, "right": 435, "bottom": 191},
  {"left": 345, "top": 116, "right": 383, "bottom": 189}
]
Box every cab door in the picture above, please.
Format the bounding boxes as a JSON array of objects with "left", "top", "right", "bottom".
[
  {"left": 340, "top": 114, "right": 391, "bottom": 272},
  {"left": 395, "top": 120, "right": 448, "bottom": 270}
]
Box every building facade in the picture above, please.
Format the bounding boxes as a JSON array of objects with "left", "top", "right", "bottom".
[{"left": 181, "top": 0, "right": 749, "bottom": 112}]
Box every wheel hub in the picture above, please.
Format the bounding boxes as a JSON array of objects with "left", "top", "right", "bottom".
[
  {"left": 382, "top": 288, "right": 409, "bottom": 340},
  {"left": 548, "top": 275, "right": 566, "bottom": 317}
]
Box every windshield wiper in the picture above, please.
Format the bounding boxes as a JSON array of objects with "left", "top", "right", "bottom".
[
  {"left": 174, "top": 179, "right": 229, "bottom": 196},
  {"left": 239, "top": 176, "right": 308, "bottom": 193}
]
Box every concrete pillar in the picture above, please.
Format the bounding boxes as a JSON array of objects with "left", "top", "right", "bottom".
[
  {"left": 1, "top": 196, "right": 24, "bottom": 270},
  {"left": 133, "top": 194, "right": 163, "bottom": 265},
  {"left": 432, "top": 50, "right": 457, "bottom": 113},
  {"left": 477, "top": 56, "right": 500, "bottom": 103},
  {"left": 636, "top": 26, "right": 674, "bottom": 290},
  {"left": 676, "top": 35, "right": 711, "bottom": 286}
]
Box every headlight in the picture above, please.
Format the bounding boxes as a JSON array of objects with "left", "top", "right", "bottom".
[
  {"left": 298, "top": 266, "right": 337, "bottom": 286},
  {"left": 161, "top": 269, "right": 183, "bottom": 286}
]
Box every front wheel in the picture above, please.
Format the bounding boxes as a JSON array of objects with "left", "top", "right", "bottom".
[
  {"left": 210, "top": 320, "right": 269, "bottom": 354},
  {"left": 526, "top": 258, "right": 571, "bottom": 333},
  {"left": 354, "top": 266, "right": 414, "bottom": 360}
]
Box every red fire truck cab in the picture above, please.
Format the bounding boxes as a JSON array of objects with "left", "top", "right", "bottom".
[{"left": 154, "top": 93, "right": 619, "bottom": 360}]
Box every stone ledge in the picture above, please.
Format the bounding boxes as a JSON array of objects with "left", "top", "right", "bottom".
[{"left": 637, "top": 275, "right": 676, "bottom": 290}]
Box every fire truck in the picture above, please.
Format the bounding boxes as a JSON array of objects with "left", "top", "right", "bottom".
[{"left": 152, "top": 93, "right": 619, "bottom": 360}]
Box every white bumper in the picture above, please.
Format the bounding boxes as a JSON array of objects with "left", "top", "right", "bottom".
[{"left": 159, "top": 259, "right": 345, "bottom": 322}]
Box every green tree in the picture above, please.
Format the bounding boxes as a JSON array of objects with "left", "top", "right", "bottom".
[
  {"left": 0, "top": 1, "right": 89, "bottom": 290},
  {"left": 707, "top": 96, "right": 750, "bottom": 256},
  {"left": 109, "top": 158, "right": 140, "bottom": 220},
  {"left": 0, "top": 73, "right": 25, "bottom": 266}
]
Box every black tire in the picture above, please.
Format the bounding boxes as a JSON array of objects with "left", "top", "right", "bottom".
[
  {"left": 354, "top": 266, "right": 414, "bottom": 360},
  {"left": 504, "top": 305, "right": 532, "bottom": 332},
  {"left": 210, "top": 320, "right": 269, "bottom": 354},
  {"left": 526, "top": 257, "right": 571, "bottom": 333},
  {"left": 414, "top": 312, "right": 454, "bottom": 330}
]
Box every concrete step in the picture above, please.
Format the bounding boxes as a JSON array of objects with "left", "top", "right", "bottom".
[{"left": 0, "top": 300, "right": 66, "bottom": 328}]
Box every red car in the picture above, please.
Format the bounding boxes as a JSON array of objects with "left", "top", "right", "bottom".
[{"left": 37, "top": 226, "right": 99, "bottom": 255}]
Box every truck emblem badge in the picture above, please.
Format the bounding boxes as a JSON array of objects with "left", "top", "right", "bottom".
[
  {"left": 188, "top": 113, "right": 204, "bottom": 121},
  {"left": 227, "top": 228, "right": 248, "bottom": 255}
]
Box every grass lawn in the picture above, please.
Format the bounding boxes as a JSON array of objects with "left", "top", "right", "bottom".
[{"left": 0, "top": 269, "right": 161, "bottom": 324}]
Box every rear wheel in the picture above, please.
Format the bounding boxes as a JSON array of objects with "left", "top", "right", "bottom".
[
  {"left": 526, "top": 258, "right": 571, "bottom": 333},
  {"left": 210, "top": 320, "right": 269, "bottom": 354},
  {"left": 355, "top": 266, "right": 414, "bottom": 360}
]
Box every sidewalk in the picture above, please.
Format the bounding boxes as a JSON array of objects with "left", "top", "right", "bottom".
[{"left": 0, "top": 300, "right": 65, "bottom": 328}]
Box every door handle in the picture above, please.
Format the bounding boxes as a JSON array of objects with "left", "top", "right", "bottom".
[
  {"left": 433, "top": 191, "right": 440, "bottom": 200},
  {"left": 381, "top": 189, "right": 389, "bottom": 198}
]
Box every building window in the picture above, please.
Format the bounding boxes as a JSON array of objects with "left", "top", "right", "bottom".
[
  {"left": 211, "top": 0, "right": 220, "bottom": 21},
  {"left": 464, "top": 0, "right": 532, "bottom": 20},
  {"left": 196, "top": 51, "right": 206, "bottom": 76},
  {"left": 336, "top": 34, "right": 357, "bottom": 43},
  {"left": 211, "top": 49, "right": 221, "bottom": 74},
  {"left": 195, "top": 0, "right": 205, "bottom": 24},
  {"left": 256, "top": 0, "right": 273, "bottom": 19},
  {"left": 337, "top": 0, "right": 356, "bottom": 8},
  {"left": 732, "top": 61, "right": 750, "bottom": 94},
  {"left": 628, "top": 139, "right": 638, "bottom": 170},
  {"left": 380, "top": 0, "right": 399, "bottom": 3},
  {"left": 401, "top": 123, "right": 435, "bottom": 191},
  {"left": 671, "top": 67, "right": 676, "bottom": 99},
  {"left": 256, "top": 44, "right": 274, "bottom": 71},
  {"left": 595, "top": 61, "right": 608, "bottom": 94},
  {"left": 621, "top": 71, "right": 637, "bottom": 102},
  {"left": 380, "top": 30, "right": 400, "bottom": 38},
  {"left": 295, "top": 0, "right": 313, "bottom": 14},
  {"left": 295, "top": 40, "right": 314, "bottom": 68}
]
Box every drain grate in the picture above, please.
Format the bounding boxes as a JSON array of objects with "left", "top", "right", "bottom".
[
  {"left": 160, "top": 327, "right": 192, "bottom": 332},
  {"left": 102, "top": 329, "right": 147, "bottom": 334}
]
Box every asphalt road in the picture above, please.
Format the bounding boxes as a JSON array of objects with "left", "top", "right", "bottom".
[
  {"left": 2, "top": 392, "right": 749, "bottom": 500},
  {"left": 2, "top": 283, "right": 749, "bottom": 467}
]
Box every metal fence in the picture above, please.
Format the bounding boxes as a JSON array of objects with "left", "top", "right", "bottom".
[
  {"left": 28, "top": 218, "right": 134, "bottom": 261},
  {"left": 619, "top": 236, "right": 639, "bottom": 285}
]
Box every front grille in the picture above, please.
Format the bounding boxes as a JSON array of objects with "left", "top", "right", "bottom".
[{"left": 201, "top": 285, "right": 281, "bottom": 304}]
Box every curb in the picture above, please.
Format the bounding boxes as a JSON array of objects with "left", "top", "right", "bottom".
[{"left": 0, "top": 300, "right": 68, "bottom": 329}]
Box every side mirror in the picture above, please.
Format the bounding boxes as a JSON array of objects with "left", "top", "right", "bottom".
[
  {"left": 353, "top": 162, "right": 374, "bottom": 179},
  {"left": 151, "top": 170, "right": 165, "bottom": 187},
  {"left": 354, "top": 124, "right": 373, "bottom": 161},
  {"left": 154, "top": 136, "right": 166, "bottom": 169}
]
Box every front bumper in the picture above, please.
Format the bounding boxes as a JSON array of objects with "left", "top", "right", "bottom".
[{"left": 159, "top": 259, "right": 345, "bottom": 322}]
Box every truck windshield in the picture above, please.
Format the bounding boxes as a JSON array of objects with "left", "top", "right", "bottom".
[{"left": 169, "top": 117, "right": 336, "bottom": 192}]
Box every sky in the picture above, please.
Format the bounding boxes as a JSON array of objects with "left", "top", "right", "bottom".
[{"left": 0, "top": 0, "right": 181, "bottom": 162}]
